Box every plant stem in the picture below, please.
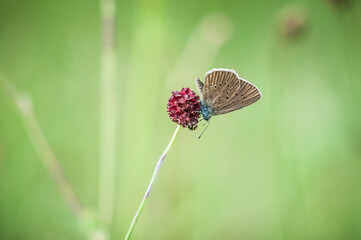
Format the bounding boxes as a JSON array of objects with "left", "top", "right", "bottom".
[
  {"left": 1, "top": 74, "right": 110, "bottom": 240},
  {"left": 98, "top": 0, "right": 116, "bottom": 228},
  {"left": 124, "top": 125, "right": 181, "bottom": 240},
  {"left": 165, "top": 13, "right": 232, "bottom": 87},
  {"left": 0, "top": 74, "right": 84, "bottom": 218},
  {"left": 22, "top": 96, "right": 84, "bottom": 215}
]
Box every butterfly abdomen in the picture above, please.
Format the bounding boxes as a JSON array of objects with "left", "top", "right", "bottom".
[{"left": 200, "top": 102, "right": 213, "bottom": 121}]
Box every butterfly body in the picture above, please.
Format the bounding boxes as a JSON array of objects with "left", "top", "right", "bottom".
[
  {"left": 196, "top": 69, "right": 262, "bottom": 121},
  {"left": 200, "top": 102, "right": 213, "bottom": 121}
]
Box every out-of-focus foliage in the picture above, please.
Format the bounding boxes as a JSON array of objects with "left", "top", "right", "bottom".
[{"left": 0, "top": 0, "right": 361, "bottom": 239}]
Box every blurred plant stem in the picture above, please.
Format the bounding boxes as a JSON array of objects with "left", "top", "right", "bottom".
[
  {"left": 0, "top": 74, "right": 108, "bottom": 240},
  {"left": 98, "top": 0, "right": 116, "bottom": 231},
  {"left": 166, "top": 13, "right": 232, "bottom": 86},
  {"left": 0, "top": 73, "right": 84, "bottom": 217},
  {"left": 124, "top": 125, "right": 181, "bottom": 240}
]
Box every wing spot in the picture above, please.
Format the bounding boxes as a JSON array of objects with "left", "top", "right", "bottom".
[
  {"left": 210, "top": 84, "right": 213, "bottom": 87},
  {"left": 235, "top": 93, "right": 238, "bottom": 96},
  {"left": 226, "top": 91, "right": 229, "bottom": 95},
  {"left": 243, "top": 96, "right": 246, "bottom": 99},
  {"left": 214, "top": 85, "right": 217, "bottom": 89},
  {"left": 219, "top": 83, "right": 222, "bottom": 86},
  {"left": 227, "top": 84, "right": 230, "bottom": 87},
  {"left": 226, "top": 96, "right": 229, "bottom": 100},
  {"left": 205, "top": 88, "right": 208, "bottom": 92}
]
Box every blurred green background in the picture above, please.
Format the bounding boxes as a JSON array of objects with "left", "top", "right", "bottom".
[{"left": 1, "top": 0, "right": 361, "bottom": 239}]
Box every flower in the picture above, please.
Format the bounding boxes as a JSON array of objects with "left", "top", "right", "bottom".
[{"left": 167, "top": 87, "right": 201, "bottom": 129}]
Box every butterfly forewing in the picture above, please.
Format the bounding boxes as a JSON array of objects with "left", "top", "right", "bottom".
[
  {"left": 199, "top": 69, "right": 261, "bottom": 116},
  {"left": 202, "top": 69, "right": 239, "bottom": 107}
]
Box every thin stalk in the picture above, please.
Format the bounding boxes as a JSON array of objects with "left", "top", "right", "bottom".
[
  {"left": 165, "top": 13, "right": 232, "bottom": 87},
  {"left": 0, "top": 74, "right": 84, "bottom": 218},
  {"left": 98, "top": 0, "right": 116, "bottom": 227},
  {"left": 124, "top": 125, "right": 181, "bottom": 240},
  {"left": 1, "top": 74, "right": 108, "bottom": 240},
  {"left": 22, "top": 97, "right": 84, "bottom": 215}
]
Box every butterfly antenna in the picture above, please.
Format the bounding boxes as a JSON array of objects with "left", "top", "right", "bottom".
[{"left": 198, "top": 121, "right": 210, "bottom": 139}]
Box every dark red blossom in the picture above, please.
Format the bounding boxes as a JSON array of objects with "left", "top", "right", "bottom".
[{"left": 167, "top": 88, "right": 201, "bottom": 129}]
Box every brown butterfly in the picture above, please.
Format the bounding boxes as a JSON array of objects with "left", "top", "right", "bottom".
[{"left": 195, "top": 68, "right": 262, "bottom": 121}]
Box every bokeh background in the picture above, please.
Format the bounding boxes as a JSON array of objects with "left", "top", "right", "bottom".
[{"left": 1, "top": 0, "right": 361, "bottom": 239}]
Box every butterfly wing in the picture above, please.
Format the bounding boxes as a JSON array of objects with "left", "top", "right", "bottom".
[
  {"left": 201, "top": 69, "right": 262, "bottom": 116},
  {"left": 195, "top": 77, "right": 204, "bottom": 97}
]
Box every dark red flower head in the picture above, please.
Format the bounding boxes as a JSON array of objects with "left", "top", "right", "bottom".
[{"left": 167, "top": 87, "right": 201, "bottom": 128}]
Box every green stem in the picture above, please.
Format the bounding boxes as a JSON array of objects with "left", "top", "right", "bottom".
[
  {"left": 1, "top": 74, "right": 84, "bottom": 217},
  {"left": 124, "top": 125, "right": 181, "bottom": 240},
  {"left": 98, "top": 0, "right": 116, "bottom": 228}
]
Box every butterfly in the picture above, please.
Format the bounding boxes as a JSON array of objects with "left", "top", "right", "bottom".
[{"left": 191, "top": 68, "right": 262, "bottom": 132}]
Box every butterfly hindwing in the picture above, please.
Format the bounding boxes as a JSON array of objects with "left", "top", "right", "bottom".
[{"left": 212, "top": 78, "right": 261, "bottom": 115}]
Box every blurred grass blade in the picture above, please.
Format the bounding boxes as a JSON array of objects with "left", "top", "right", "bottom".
[
  {"left": 0, "top": 74, "right": 84, "bottom": 217},
  {"left": 166, "top": 13, "right": 233, "bottom": 85},
  {"left": 98, "top": 0, "right": 117, "bottom": 228}
]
